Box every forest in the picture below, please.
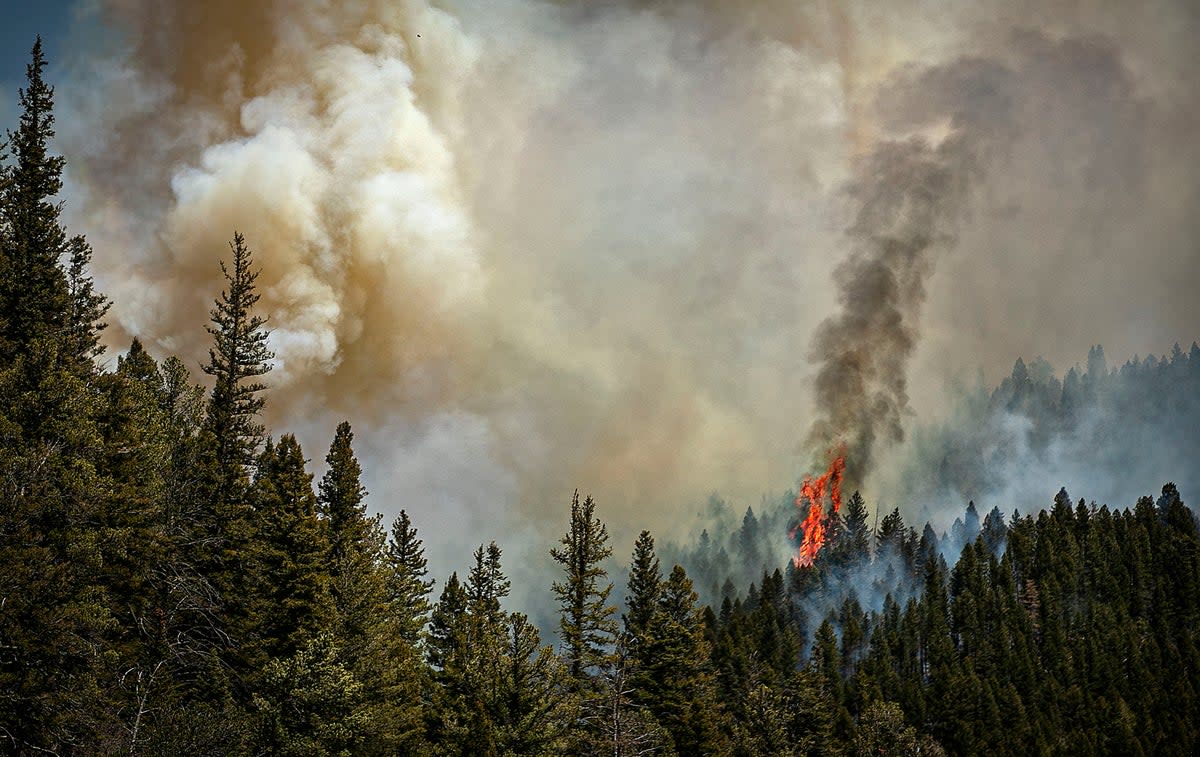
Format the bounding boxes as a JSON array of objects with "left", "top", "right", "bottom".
[{"left": 2, "top": 40, "right": 1199, "bottom": 757}]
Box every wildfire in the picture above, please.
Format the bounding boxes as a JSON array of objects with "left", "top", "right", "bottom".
[{"left": 790, "top": 452, "right": 846, "bottom": 568}]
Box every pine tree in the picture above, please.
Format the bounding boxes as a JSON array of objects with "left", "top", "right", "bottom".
[
  {"left": 385, "top": 509, "right": 436, "bottom": 647},
  {"left": 639, "top": 565, "right": 729, "bottom": 755},
  {"left": 550, "top": 491, "right": 618, "bottom": 686},
  {"left": 428, "top": 573, "right": 470, "bottom": 676},
  {"left": 0, "top": 40, "right": 116, "bottom": 751},
  {"left": 467, "top": 541, "right": 511, "bottom": 626},
  {"left": 836, "top": 490, "right": 871, "bottom": 566},
  {"left": 252, "top": 634, "right": 370, "bottom": 756},
  {"left": 317, "top": 421, "right": 385, "bottom": 660},
  {"left": 191, "top": 232, "right": 274, "bottom": 683},
  {"left": 495, "top": 613, "right": 573, "bottom": 755},
  {"left": 623, "top": 530, "right": 662, "bottom": 646},
  {"left": 248, "top": 435, "right": 333, "bottom": 667},
  {"left": 203, "top": 231, "right": 273, "bottom": 506},
  {"left": 0, "top": 37, "right": 70, "bottom": 362},
  {"left": 64, "top": 233, "right": 109, "bottom": 372},
  {"left": 428, "top": 549, "right": 520, "bottom": 757},
  {"left": 96, "top": 340, "right": 178, "bottom": 750},
  {"left": 0, "top": 345, "right": 113, "bottom": 751},
  {"left": 314, "top": 423, "right": 426, "bottom": 755}
]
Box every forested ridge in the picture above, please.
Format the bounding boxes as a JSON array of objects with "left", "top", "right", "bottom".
[{"left": 2, "top": 41, "right": 1199, "bottom": 757}]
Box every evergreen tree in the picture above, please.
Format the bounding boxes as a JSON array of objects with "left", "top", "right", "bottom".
[
  {"left": 495, "top": 613, "right": 574, "bottom": 755},
  {"left": 248, "top": 435, "right": 334, "bottom": 667},
  {"left": 427, "top": 573, "right": 469, "bottom": 677},
  {"left": 385, "top": 509, "right": 436, "bottom": 647},
  {"left": 0, "top": 37, "right": 69, "bottom": 362},
  {"left": 854, "top": 700, "right": 945, "bottom": 757},
  {"left": 0, "top": 41, "right": 116, "bottom": 751},
  {"left": 96, "top": 340, "right": 180, "bottom": 751},
  {"left": 639, "top": 565, "right": 729, "bottom": 755},
  {"left": 252, "top": 634, "right": 370, "bottom": 756},
  {"left": 467, "top": 541, "right": 511, "bottom": 626},
  {"left": 315, "top": 423, "right": 426, "bottom": 755},
  {"left": 64, "top": 233, "right": 109, "bottom": 372},
  {"left": 0, "top": 343, "right": 113, "bottom": 751},
  {"left": 550, "top": 490, "right": 618, "bottom": 686},
  {"left": 203, "top": 231, "right": 273, "bottom": 506},
  {"left": 317, "top": 421, "right": 385, "bottom": 660},
  {"left": 836, "top": 490, "right": 871, "bottom": 566},
  {"left": 623, "top": 530, "right": 662, "bottom": 646},
  {"left": 426, "top": 573, "right": 476, "bottom": 755},
  {"left": 189, "top": 233, "right": 274, "bottom": 691}
]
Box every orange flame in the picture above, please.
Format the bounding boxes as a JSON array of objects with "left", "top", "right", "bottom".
[{"left": 790, "top": 452, "right": 846, "bottom": 568}]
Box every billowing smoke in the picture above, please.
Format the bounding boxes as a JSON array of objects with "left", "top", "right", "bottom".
[
  {"left": 807, "top": 31, "right": 1144, "bottom": 483},
  {"left": 49, "top": 0, "right": 1200, "bottom": 584},
  {"left": 805, "top": 116, "right": 978, "bottom": 479}
]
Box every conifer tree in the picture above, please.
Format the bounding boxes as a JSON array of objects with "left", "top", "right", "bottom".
[
  {"left": 639, "top": 565, "right": 729, "bottom": 755},
  {"left": 192, "top": 232, "right": 273, "bottom": 678},
  {"left": 0, "top": 37, "right": 69, "bottom": 361},
  {"left": 495, "top": 613, "right": 573, "bottom": 755},
  {"left": 467, "top": 541, "right": 511, "bottom": 626},
  {"left": 252, "top": 633, "right": 370, "bottom": 756},
  {"left": 203, "top": 231, "right": 273, "bottom": 505},
  {"left": 385, "top": 509, "right": 436, "bottom": 647},
  {"left": 248, "top": 434, "right": 333, "bottom": 667},
  {"left": 313, "top": 423, "right": 426, "bottom": 754},
  {"left": 317, "top": 421, "right": 385, "bottom": 658},
  {"left": 426, "top": 572, "right": 475, "bottom": 753},
  {"left": 427, "top": 573, "right": 470, "bottom": 676},
  {"left": 0, "top": 40, "right": 115, "bottom": 752},
  {"left": 64, "top": 233, "right": 109, "bottom": 372},
  {"left": 550, "top": 490, "right": 618, "bottom": 686},
  {"left": 97, "top": 340, "right": 178, "bottom": 748},
  {"left": 623, "top": 530, "right": 662, "bottom": 645},
  {"left": 839, "top": 490, "right": 871, "bottom": 564}
]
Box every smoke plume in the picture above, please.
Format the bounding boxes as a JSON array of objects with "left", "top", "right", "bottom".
[{"left": 49, "top": 0, "right": 1200, "bottom": 581}]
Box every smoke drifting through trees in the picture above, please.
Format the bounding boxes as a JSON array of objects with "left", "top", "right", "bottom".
[
  {"left": 882, "top": 342, "right": 1200, "bottom": 520},
  {"left": 54, "top": 1, "right": 1200, "bottom": 582}
]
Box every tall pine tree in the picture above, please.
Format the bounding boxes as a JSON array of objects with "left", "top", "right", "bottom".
[
  {"left": 550, "top": 491, "right": 618, "bottom": 687},
  {"left": 203, "top": 231, "right": 273, "bottom": 506}
]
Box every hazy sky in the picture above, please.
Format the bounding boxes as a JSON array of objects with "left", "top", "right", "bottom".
[{"left": 4, "top": 1, "right": 1197, "bottom": 597}]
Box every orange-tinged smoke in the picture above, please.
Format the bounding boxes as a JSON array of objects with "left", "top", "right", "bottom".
[{"left": 790, "top": 452, "right": 846, "bottom": 567}]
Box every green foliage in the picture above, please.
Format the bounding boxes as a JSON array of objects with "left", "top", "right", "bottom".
[
  {"left": 624, "top": 530, "right": 662, "bottom": 646},
  {"left": 636, "top": 565, "right": 729, "bottom": 755},
  {"left": 0, "top": 44, "right": 116, "bottom": 743},
  {"left": 252, "top": 634, "right": 370, "bottom": 756},
  {"left": 0, "top": 37, "right": 70, "bottom": 362},
  {"left": 854, "top": 700, "right": 944, "bottom": 757},
  {"left": 550, "top": 490, "right": 618, "bottom": 686},
  {"left": 249, "top": 434, "right": 334, "bottom": 665},
  {"left": 317, "top": 421, "right": 386, "bottom": 660},
  {"left": 203, "top": 231, "right": 273, "bottom": 505},
  {"left": 385, "top": 509, "right": 436, "bottom": 647},
  {"left": 428, "top": 548, "right": 572, "bottom": 756}
]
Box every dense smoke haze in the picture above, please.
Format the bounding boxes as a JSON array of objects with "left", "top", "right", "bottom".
[{"left": 48, "top": 0, "right": 1200, "bottom": 582}]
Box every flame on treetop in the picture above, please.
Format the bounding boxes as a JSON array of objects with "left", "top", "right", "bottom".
[{"left": 790, "top": 451, "right": 846, "bottom": 568}]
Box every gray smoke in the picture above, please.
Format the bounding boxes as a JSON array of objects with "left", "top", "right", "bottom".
[
  {"left": 44, "top": 1, "right": 1200, "bottom": 591},
  {"left": 808, "top": 30, "right": 1159, "bottom": 487}
]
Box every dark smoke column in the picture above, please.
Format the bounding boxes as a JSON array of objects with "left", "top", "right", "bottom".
[{"left": 806, "top": 57, "right": 1017, "bottom": 480}]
